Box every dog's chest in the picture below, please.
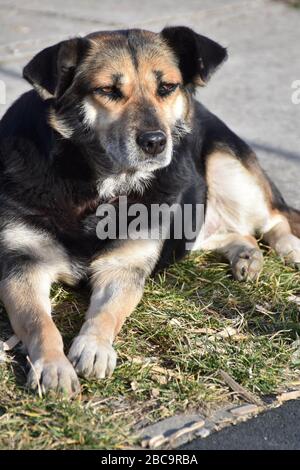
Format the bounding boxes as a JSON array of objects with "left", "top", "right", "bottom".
[{"left": 97, "top": 171, "right": 154, "bottom": 200}]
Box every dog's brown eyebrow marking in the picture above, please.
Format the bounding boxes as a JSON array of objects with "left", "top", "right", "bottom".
[
  {"left": 154, "top": 70, "right": 163, "bottom": 82},
  {"left": 112, "top": 73, "right": 123, "bottom": 86}
]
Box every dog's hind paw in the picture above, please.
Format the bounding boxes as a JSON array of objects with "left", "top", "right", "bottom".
[
  {"left": 68, "top": 335, "right": 117, "bottom": 380},
  {"left": 274, "top": 234, "right": 300, "bottom": 269},
  {"left": 231, "top": 247, "right": 263, "bottom": 282},
  {"left": 26, "top": 354, "right": 80, "bottom": 396}
]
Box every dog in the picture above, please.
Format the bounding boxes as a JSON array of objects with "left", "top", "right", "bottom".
[{"left": 0, "top": 27, "right": 300, "bottom": 395}]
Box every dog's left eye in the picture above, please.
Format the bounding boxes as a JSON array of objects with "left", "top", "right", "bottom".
[
  {"left": 158, "top": 83, "right": 179, "bottom": 97},
  {"left": 99, "top": 86, "right": 114, "bottom": 94},
  {"left": 93, "top": 86, "right": 123, "bottom": 100}
]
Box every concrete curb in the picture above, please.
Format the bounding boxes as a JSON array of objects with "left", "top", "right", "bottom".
[{"left": 139, "top": 389, "right": 300, "bottom": 449}]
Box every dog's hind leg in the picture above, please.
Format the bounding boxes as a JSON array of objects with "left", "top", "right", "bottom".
[
  {"left": 199, "top": 232, "right": 263, "bottom": 281},
  {"left": 194, "top": 149, "right": 273, "bottom": 281},
  {"left": 218, "top": 234, "right": 263, "bottom": 282},
  {"left": 263, "top": 212, "right": 300, "bottom": 269}
]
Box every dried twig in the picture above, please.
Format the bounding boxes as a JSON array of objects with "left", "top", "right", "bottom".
[
  {"left": 219, "top": 370, "right": 264, "bottom": 406},
  {"left": 277, "top": 390, "right": 300, "bottom": 403},
  {"left": 2, "top": 334, "right": 20, "bottom": 351},
  {"left": 26, "top": 356, "right": 43, "bottom": 399}
]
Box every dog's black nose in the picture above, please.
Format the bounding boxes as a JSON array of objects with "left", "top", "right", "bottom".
[{"left": 136, "top": 131, "right": 167, "bottom": 155}]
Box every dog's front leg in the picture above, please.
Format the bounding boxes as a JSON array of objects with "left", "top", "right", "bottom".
[
  {"left": 0, "top": 265, "right": 80, "bottom": 395},
  {"left": 69, "top": 240, "right": 161, "bottom": 379}
]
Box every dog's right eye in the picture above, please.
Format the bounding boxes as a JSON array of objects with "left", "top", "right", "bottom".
[
  {"left": 97, "top": 86, "right": 114, "bottom": 94},
  {"left": 93, "top": 86, "right": 123, "bottom": 100}
]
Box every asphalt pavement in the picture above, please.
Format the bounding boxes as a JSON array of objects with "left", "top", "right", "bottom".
[{"left": 181, "top": 399, "right": 300, "bottom": 450}]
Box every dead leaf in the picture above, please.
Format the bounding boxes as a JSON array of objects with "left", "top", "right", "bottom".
[
  {"left": 209, "top": 326, "right": 238, "bottom": 341},
  {"left": 151, "top": 388, "right": 160, "bottom": 398},
  {"left": 288, "top": 295, "right": 300, "bottom": 306},
  {"left": 130, "top": 381, "right": 138, "bottom": 391},
  {"left": 193, "top": 328, "right": 215, "bottom": 335}
]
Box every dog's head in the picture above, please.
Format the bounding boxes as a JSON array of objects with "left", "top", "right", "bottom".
[{"left": 23, "top": 27, "right": 227, "bottom": 188}]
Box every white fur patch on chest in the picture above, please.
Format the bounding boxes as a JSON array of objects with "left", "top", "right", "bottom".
[{"left": 97, "top": 170, "right": 154, "bottom": 200}]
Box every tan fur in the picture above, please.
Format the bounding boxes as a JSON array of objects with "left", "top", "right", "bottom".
[
  {"left": 0, "top": 269, "right": 63, "bottom": 363},
  {"left": 48, "top": 109, "right": 74, "bottom": 139},
  {"left": 264, "top": 214, "right": 300, "bottom": 265},
  {"left": 10, "top": 29, "right": 300, "bottom": 393},
  {"left": 192, "top": 149, "right": 299, "bottom": 277},
  {"left": 68, "top": 239, "right": 162, "bottom": 378},
  {"left": 195, "top": 150, "right": 287, "bottom": 248},
  {"left": 83, "top": 287, "right": 143, "bottom": 341},
  {"left": 89, "top": 239, "right": 160, "bottom": 334},
  {"left": 287, "top": 209, "right": 300, "bottom": 238},
  {"left": 75, "top": 34, "right": 189, "bottom": 133},
  {"left": 210, "top": 233, "right": 263, "bottom": 281},
  {"left": 91, "top": 239, "right": 160, "bottom": 284},
  {"left": 0, "top": 253, "right": 80, "bottom": 394}
]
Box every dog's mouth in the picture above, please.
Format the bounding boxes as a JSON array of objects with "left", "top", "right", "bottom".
[
  {"left": 133, "top": 141, "right": 174, "bottom": 172},
  {"left": 103, "top": 150, "right": 172, "bottom": 176},
  {"left": 134, "top": 158, "right": 167, "bottom": 172}
]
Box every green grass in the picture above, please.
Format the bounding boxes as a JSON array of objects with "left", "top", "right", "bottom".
[{"left": 1, "top": 248, "right": 300, "bottom": 449}]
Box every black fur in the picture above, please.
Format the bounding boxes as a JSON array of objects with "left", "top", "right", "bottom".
[
  {"left": 0, "top": 27, "right": 289, "bottom": 282},
  {"left": 23, "top": 38, "right": 90, "bottom": 98},
  {"left": 162, "top": 26, "right": 228, "bottom": 84}
]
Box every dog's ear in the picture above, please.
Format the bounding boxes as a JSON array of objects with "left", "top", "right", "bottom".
[
  {"left": 161, "top": 26, "right": 227, "bottom": 86},
  {"left": 23, "top": 38, "right": 89, "bottom": 99}
]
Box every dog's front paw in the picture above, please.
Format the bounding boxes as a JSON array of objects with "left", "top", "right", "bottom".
[
  {"left": 26, "top": 354, "right": 80, "bottom": 396},
  {"left": 68, "top": 335, "right": 117, "bottom": 379},
  {"left": 231, "top": 248, "right": 263, "bottom": 281}
]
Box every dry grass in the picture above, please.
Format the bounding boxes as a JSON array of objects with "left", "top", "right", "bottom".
[{"left": 1, "top": 248, "right": 300, "bottom": 449}]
